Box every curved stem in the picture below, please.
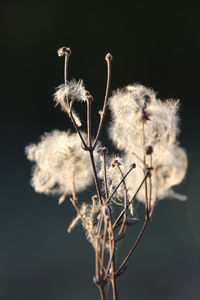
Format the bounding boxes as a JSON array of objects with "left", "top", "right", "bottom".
[
  {"left": 93, "top": 54, "right": 112, "bottom": 149},
  {"left": 63, "top": 52, "right": 88, "bottom": 150},
  {"left": 117, "top": 218, "right": 149, "bottom": 276},
  {"left": 69, "top": 110, "right": 88, "bottom": 149}
]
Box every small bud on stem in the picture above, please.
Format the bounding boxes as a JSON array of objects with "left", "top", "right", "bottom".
[
  {"left": 57, "top": 47, "right": 71, "bottom": 57},
  {"left": 105, "top": 53, "right": 113, "bottom": 62}
]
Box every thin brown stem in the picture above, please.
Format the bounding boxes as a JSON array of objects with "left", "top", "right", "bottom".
[
  {"left": 87, "top": 97, "right": 92, "bottom": 147},
  {"left": 95, "top": 238, "right": 100, "bottom": 282},
  {"left": 117, "top": 218, "right": 149, "bottom": 276},
  {"left": 69, "top": 110, "right": 88, "bottom": 149},
  {"left": 105, "top": 164, "right": 136, "bottom": 205},
  {"left": 89, "top": 150, "right": 102, "bottom": 204},
  {"left": 101, "top": 204, "right": 118, "bottom": 299},
  {"left": 64, "top": 51, "right": 70, "bottom": 108},
  {"left": 102, "top": 150, "right": 109, "bottom": 200},
  {"left": 97, "top": 211, "right": 104, "bottom": 238},
  {"left": 100, "top": 216, "right": 108, "bottom": 276},
  {"left": 144, "top": 179, "right": 149, "bottom": 220},
  {"left": 97, "top": 210, "right": 109, "bottom": 275},
  {"left": 107, "top": 213, "right": 118, "bottom": 300},
  {"left": 148, "top": 153, "right": 153, "bottom": 214},
  {"left": 70, "top": 198, "right": 87, "bottom": 229},
  {"left": 70, "top": 198, "right": 105, "bottom": 273},
  {"left": 71, "top": 170, "right": 77, "bottom": 201},
  {"left": 142, "top": 122, "right": 149, "bottom": 220},
  {"left": 95, "top": 214, "right": 106, "bottom": 300},
  {"left": 97, "top": 285, "right": 105, "bottom": 300},
  {"left": 116, "top": 164, "right": 127, "bottom": 238},
  {"left": 63, "top": 51, "right": 88, "bottom": 150},
  {"left": 105, "top": 238, "right": 115, "bottom": 277},
  {"left": 93, "top": 53, "right": 112, "bottom": 149},
  {"left": 113, "top": 169, "right": 150, "bottom": 230},
  {"left": 148, "top": 175, "right": 152, "bottom": 214}
]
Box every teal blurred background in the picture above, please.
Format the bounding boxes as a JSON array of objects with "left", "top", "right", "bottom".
[{"left": 1, "top": 0, "right": 200, "bottom": 299}]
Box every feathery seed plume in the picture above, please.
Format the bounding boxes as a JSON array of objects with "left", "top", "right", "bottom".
[
  {"left": 26, "top": 130, "right": 96, "bottom": 204},
  {"left": 108, "top": 84, "right": 180, "bottom": 154},
  {"left": 54, "top": 80, "right": 88, "bottom": 127},
  {"left": 108, "top": 84, "right": 187, "bottom": 205}
]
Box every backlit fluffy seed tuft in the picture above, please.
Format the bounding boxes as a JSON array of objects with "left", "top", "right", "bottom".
[
  {"left": 25, "top": 130, "right": 96, "bottom": 204},
  {"left": 54, "top": 80, "right": 88, "bottom": 106},
  {"left": 108, "top": 84, "right": 180, "bottom": 154},
  {"left": 108, "top": 84, "right": 187, "bottom": 204},
  {"left": 54, "top": 80, "right": 89, "bottom": 127},
  {"left": 124, "top": 144, "right": 187, "bottom": 204}
]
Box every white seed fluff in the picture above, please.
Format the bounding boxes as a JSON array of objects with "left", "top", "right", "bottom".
[
  {"left": 108, "top": 83, "right": 187, "bottom": 204},
  {"left": 124, "top": 144, "right": 187, "bottom": 204},
  {"left": 53, "top": 80, "right": 88, "bottom": 127},
  {"left": 26, "top": 130, "right": 95, "bottom": 203},
  {"left": 108, "top": 84, "right": 180, "bottom": 154}
]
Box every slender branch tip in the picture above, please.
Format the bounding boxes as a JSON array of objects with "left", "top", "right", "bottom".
[
  {"left": 58, "top": 47, "right": 71, "bottom": 57},
  {"left": 105, "top": 53, "right": 113, "bottom": 61},
  {"left": 86, "top": 94, "right": 93, "bottom": 102},
  {"left": 102, "top": 147, "right": 108, "bottom": 154}
]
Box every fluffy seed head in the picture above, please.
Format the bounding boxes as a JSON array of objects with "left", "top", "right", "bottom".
[
  {"left": 57, "top": 47, "right": 71, "bottom": 57},
  {"left": 125, "top": 144, "right": 188, "bottom": 204},
  {"left": 53, "top": 80, "right": 89, "bottom": 127},
  {"left": 25, "top": 130, "right": 97, "bottom": 203},
  {"left": 108, "top": 84, "right": 180, "bottom": 154},
  {"left": 54, "top": 80, "right": 88, "bottom": 106}
]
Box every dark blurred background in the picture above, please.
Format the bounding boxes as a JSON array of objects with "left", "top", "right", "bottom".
[{"left": 1, "top": 0, "right": 200, "bottom": 299}]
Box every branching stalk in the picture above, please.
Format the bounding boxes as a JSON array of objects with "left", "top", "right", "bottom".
[
  {"left": 105, "top": 164, "right": 136, "bottom": 205},
  {"left": 113, "top": 169, "right": 151, "bottom": 230}
]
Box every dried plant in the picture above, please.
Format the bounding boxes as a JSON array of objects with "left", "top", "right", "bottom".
[{"left": 26, "top": 46, "right": 187, "bottom": 300}]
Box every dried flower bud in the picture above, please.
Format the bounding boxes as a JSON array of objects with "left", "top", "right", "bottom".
[
  {"left": 131, "top": 163, "right": 136, "bottom": 169},
  {"left": 116, "top": 218, "right": 139, "bottom": 228},
  {"left": 125, "top": 218, "right": 139, "bottom": 226},
  {"left": 98, "top": 110, "right": 103, "bottom": 116},
  {"left": 105, "top": 53, "right": 113, "bottom": 61},
  {"left": 146, "top": 145, "right": 153, "bottom": 155},
  {"left": 103, "top": 205, "right": 110, "bottom": 217},
  {"left": 97, "top": 147, "right": 108, "bottom": 155},
  {"left": 57, "top": 47, "right": 71, "bottom": 57},
  {"left": 91, "top": 194, "right": 98, "bottom": 203},
  {"left": 112, "top": 159, "right": 121, "bottom": 168},
  {"left": 86, "top": 94, "right": 93, "bottom": 102}
]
